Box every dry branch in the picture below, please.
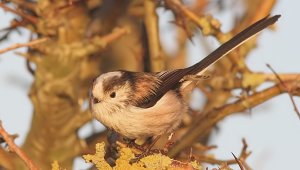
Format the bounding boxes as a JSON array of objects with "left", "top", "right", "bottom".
[
  {"left": 191, "top": 139, "right": 250, "bottom": 167},
  {"left": 231, "top": 152, "right": 244, "bottom": 170},
  {"left": 0, "top": 121, "right": 38, "bottom": 170},
  {"left": 0, "top": 147, "right": 14, "bottom": 169},
  {"left": 266, "top": 64, "right": 300, "bottom": 119},
  {"left": 165, "top": 0, "right": 222, "bottom": 39},
  {"left": 168, "top": 79, "right": 300, "bottom": 157},
  {"left": 0, "top": 2, "right": 37, "bottom": 23},
  {"left": 9, "top": 0, "right": 37, "bottom": 11},
  {"left": 0, "top": 38, "right": 48, "bottom": 55},
  {"left": 144, "top": 0, "right": 164, "bottom": 71}
]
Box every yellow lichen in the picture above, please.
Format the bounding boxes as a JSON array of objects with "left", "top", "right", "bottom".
[
  {"left": 83, "top": 142, "right": 202, "bottom": 170},
  {"left": 51, "top": 160, "right": 66, "bottom": 170},
  {"left": 190, "top": 161, "right": 202, "bottom": 170},
  {"left": 82, "top": 143, "right": 112, "bottom": 170},
  {"left": 114, "top": 147, "right": 144, "bottom": 170},
  {"left": 139, "top": 153, "right": 172, "bottom": 169}
]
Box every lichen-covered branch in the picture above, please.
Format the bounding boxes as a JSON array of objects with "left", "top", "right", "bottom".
[
  {"left": 83, "top": 142, "right": 201, "bottom": 170},
  {"left": 164, "top": 0, "right": 223, "bottom": 39}
]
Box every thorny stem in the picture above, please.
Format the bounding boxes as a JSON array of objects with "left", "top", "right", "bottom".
[
  {"left": 168, "top": 80, "right": 300, "bottom": 157},
  {"left": 0, "top": 121, "right": 39, "bottom": 170},
  {"left": 266, "top": 64, "right": 300, "bottom": 119},
  {"left": 190, "top": 139, "right": 250, "bottom": 167},
  {"left": 232, "top": 152, "right": 245, "bottom": 170}
]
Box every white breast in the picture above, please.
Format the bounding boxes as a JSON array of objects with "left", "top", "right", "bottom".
[{"left": 92, "top": 91, "right": 187, "bottom": 139}]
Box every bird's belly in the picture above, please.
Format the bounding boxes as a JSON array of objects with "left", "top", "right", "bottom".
[{"left": 102, "top": 91, "right": 187, "bottom": 139}]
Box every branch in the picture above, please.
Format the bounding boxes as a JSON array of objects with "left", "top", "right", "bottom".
[
  {"left": 237, "top": 0, "right": 276, "bottom": 32},
  {"left": 57, "top": 0, "right": 85, "bottom": 10},
  {"left": 62, "top": 110, "right": 93, "bottom": 134},
  {"left": 0, "top": 121, "right": 39, "bottom": 170},
  {"left": 0, "top": 2, "right": 38, "bottom": 23},
  {"left": 165, "top": 0, "right": 223, "bottom": 39},
  {"left": 9, "top": 0, "right": 37, "bottom": 12},
  {"left": 81, "top": 27, "right": 130, "bottom": 58},
  {"left": 0, "top": 38, "right": 48, "bottom": 55},
  {"left": 266, "top": 64, "right": 300, "bottom": 119},
  {"left": 168, "top": 80, "right": 300, "bottom": 157},
  {"left": 231, "top": 152, "right": 244, "bottom": 170},
  {"left": 144, "top": 0, "right": 164, "bottom": 71},
  {"left": 0, "top": 147, "right": 14, "bottom": 169},
  {"left": 98, "top": 27, "right": 129, "bottom": 45},
  {"left": 190, "top": 139, "right": 250, "bottom": 168}
]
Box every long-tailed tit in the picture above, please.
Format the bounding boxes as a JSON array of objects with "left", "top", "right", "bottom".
[{"left": 90, "top": 15, "right": 280, "bottom": 141}]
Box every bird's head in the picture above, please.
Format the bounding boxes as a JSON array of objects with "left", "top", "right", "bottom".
[{"left": 90, "top": 71, "right": 132, "bottom": 115}]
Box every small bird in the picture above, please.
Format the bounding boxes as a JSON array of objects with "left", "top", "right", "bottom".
[{"left": 90, "top": 15, "right": 280, "bottom": 141}]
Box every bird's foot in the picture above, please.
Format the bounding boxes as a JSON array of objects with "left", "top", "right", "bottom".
[
  {"left": 161, "top": 141, "right": 175, "bottom": 154},
  {"left": 130, "top": 135, "right": 161, "bottom": 163}
]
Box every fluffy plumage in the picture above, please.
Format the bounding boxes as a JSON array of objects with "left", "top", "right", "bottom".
[{"left": 90, "top": 15, "right": 280, "bottom": 140}]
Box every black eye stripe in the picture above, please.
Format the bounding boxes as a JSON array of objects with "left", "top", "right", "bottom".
[{"left": 102, "top": 74, "right": 127, "bottom": 93}]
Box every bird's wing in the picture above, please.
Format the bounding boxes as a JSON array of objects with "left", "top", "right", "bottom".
[{"left": 135, "top": 15, "right": 281, "bottom": 108}]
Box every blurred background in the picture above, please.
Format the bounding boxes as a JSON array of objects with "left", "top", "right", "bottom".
[{"left": 0, "top": 0, "right": 299, "bottom": 169}]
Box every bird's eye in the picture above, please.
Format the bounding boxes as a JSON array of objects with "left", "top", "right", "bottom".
[{"left": 110, "top": 92, "right": 116, "bottom": 98}]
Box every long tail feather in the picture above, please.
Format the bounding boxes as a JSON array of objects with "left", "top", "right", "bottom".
[{"left": 187, "top": 15, "right": 281, "bottom": 75}]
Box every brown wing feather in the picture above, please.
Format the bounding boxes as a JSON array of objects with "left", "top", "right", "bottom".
[{"left": 136, "top": 15, "right": 281, "bottom": 108}]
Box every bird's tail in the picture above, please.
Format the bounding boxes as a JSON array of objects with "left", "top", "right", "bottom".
[{"left": 181, "top": 14, "right": 281, "bottom": 90}]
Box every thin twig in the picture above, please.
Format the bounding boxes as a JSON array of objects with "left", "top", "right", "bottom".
[
  {"left": 98, "top": 27, "right": 129, "bottom": 44},
  {"left": 0, "top": 38, "right": 48, "bottom": 55},
  {"left": 10, "top": 0, "right": 37, "bottom": 11},
  {"left": 181, "top": 139, "right": 250, "bottom": 167},
  {"left": 266, "top": 64, "right": 300, "bottom": 119},
  {"left": 0, "top": 19, "right": 28, "bottom": 32},
  {"left": 0, "top": 121, "right": 39, "bottom": 170},
  {"left": 231, "top": 152, "right": 244, "bottom": 170},
  {"left": 0, "top": 2, "right": 38, "bottom": 23}
]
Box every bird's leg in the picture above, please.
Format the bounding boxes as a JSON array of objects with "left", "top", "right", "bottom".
[
  {"left": 133, "top": 135, "right": 161, "bottom": 162},
  {"left": 162, "top": 133, "right": 175, "bottom": 154},
  {"left": 106, "top": 131, "right": 121, "bottom": 166},
  {"left": 144, "top": 135, "right": 161, "bottom": 153},
  {"left": 123, "top": 137, "right": 138, "bottom": 148}
]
